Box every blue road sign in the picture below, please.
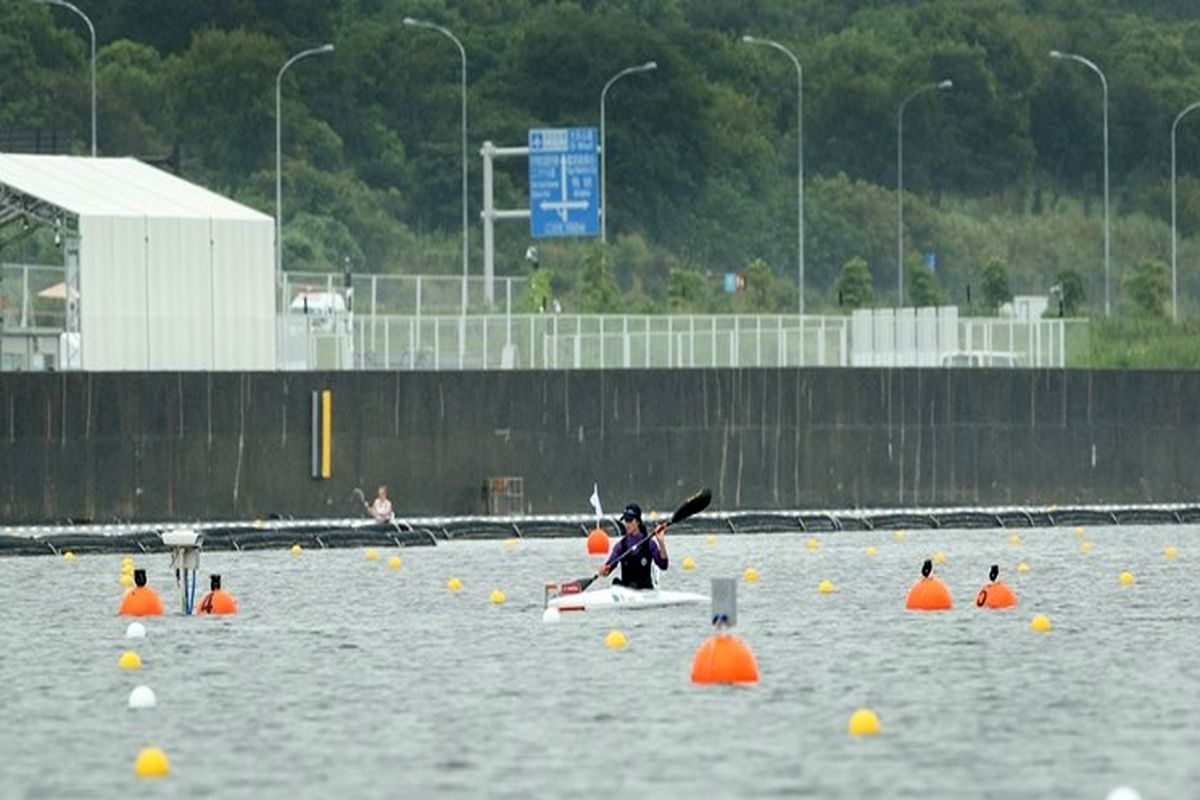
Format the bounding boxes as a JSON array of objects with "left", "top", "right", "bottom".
[{"left": 529, "top": 127, "right": 599, "bottom": 238}]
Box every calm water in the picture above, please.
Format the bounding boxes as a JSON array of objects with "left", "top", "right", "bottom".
[{"left": 2, "top": 526, "right": 1198, "bottom": 799}]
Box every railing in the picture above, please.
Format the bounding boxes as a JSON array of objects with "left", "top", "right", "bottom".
[{"left": 345, "top": 314, "right": 852, "bottom": 371}]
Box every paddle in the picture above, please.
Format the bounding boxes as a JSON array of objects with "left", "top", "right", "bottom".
[{"left": 558, "top": 487, "right": 712, "bottom": 595}]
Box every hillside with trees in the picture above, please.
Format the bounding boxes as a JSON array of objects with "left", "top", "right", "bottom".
[{"left": 5, "top": 0, "right": 1200, "bottom": 361}]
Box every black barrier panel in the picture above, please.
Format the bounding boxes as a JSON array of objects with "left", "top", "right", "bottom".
[{"left": 4, "top": 369, "right": 1200, "bottom": 523}]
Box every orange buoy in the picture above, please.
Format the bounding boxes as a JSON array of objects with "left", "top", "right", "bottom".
[
  {"left": 197, "top": 575, "right": 238, "bottom": 615},
  {"left": 586, "top": 528, "right": 610, "bottom": 556},
  {"left": 690, "top": 633, "right": 759, "bottom": 685},
  {"left": 975, "top": 565, "right": 1017, "bottom": 610},
  {"left": 118, "top": 570, "right": 164, "bottom": 617},
  {"left": 905, "top": 559, "right": 953, "bottom": 611}
]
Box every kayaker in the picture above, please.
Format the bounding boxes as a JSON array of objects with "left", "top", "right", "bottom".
[{"left": 598, "top": 503, "right": 668, "bottom": 590}]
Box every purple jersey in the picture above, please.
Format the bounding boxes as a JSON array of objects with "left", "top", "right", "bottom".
[{"left": 604, "top": 530, "right": 668, "bottom": 573}]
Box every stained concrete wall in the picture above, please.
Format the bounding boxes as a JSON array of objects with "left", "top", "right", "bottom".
[{"left": 1, "top": 369, "right": 1197, "bottom": 523}]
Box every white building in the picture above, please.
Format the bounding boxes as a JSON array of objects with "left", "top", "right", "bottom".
[{"left": 0, "top": 155, "right": 274, "bottom": 370}]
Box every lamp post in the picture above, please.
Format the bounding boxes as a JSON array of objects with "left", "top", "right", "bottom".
[
  {"left": 600, "top": 61, "right": 656, "bottom": 244},
  {"left": 404, "top": 17, "right": 469, "bottom": 315},
  {"left": 275, "top": 44, "right": 334, "bottom": 295},
  {"left": 1172, "top": 101, "right": 1200, "bottom": 323},
  {"left": 897, "top": 79, "right": 952, "bottom": 306},
  {"left": 35, "top": 0, "right": 96, "bottom": 156},
  {"left": 1050, "top": 50, "right": 1110, "bottom": 316},
  {"left": 741, "top": 36, "right": 804, "bottom": 315}
]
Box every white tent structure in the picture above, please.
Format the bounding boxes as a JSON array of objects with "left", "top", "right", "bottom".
[{"left": 0, "top": 155, "right": 274, "bottom": 370}]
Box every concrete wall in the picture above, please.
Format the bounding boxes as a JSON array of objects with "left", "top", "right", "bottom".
[{"left": 1, "top": 369, "right": 1196, "bottom": 523}]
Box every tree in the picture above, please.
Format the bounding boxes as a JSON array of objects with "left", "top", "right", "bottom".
[
  {"left": 980, "top": 256, "right": 1013, "bottom": 314},
  {"left": 1124, "top": 260, "right": 1169, "bottom": 318},
  {"left": 667, "top": 267, "right": 710, "bottom": 313},
  {"left": 834, "top": 256, "right": 873, "bottom": 310},
  {"left": 907, "top": 256, "right": 944, "bottom": 307},
  {"left": 577, "top": 244, "right": 622, "bottom": 312},
  {"left": 1052, "top": 270, "right": 1086, "bottom": 317}
]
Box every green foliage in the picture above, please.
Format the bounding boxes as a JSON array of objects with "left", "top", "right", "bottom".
[
  {"left": 907, "top": 257, "right": 945, "bottom": 307},
  {"left": 834, "top": 256, "right": 874, "bottom": 310},
  {"left": 980, "top": 256, "right": 1013, "bottom": 314},
  {"left": 1123, "top": 260, "right": 1170, "bottom": 318},
  {"left": 1053, "top": 270, "right": 1086, "bottom": 316},
  {"left": 667, "top": 267, "right": 711, "bottom": 313},
  {"left": 577, "top": 244, "right": 621, "bottom": 312},
  {"left": 1085, "top": 317, "right": 1200, "bottom": 368},
  {"left": 523, "top": 268, "right": 555, "bottom": 313}
]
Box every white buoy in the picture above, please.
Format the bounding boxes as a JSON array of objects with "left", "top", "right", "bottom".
[
  {"left": 125, "top": 622, "right": 147, "bottom": 639},
  {"left": 542, "top": 608, "right": 561, "bottom": 624},
  {"left": 1106, "top": 788, "right": 1142, "bottom": 800},
  {"left": 128, "top": 685, "right": 157, "bottom": 710}
]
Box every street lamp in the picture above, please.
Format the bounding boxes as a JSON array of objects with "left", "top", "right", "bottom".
[
  {"left": 404, "top": 17, "right": 469, "bottom": 316},
  {"left": 1050, "top": 50, "right": 1110, "bottom": 316},
  {"left": 35, "top": 0, "right": 96, "bottom": 156},
  {"left": 600, "top": 61, "right": 656, "bottom": 244},
  {"left": 275, "top": 44, "right": 334, "bottom": 294},
  {"left": 1172, "top": 100, "right": 1200, "bottom": 322},
  {"left": 742, "top": 36, "right": 804, "bottom": 316},
  {"left": 897, "top": 79, "right": 952, "bottom": 306}
]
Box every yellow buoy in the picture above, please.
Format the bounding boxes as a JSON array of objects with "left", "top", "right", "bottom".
[
  {"left": 682, "top": 556, "right": 696, "bottom": 571},
  {"left": 121, "top": 562, "right": 134, "bottom": 575},
  {"left": 119, "top": 650, "right": 142, "bottom": 670},
  {"left": 119, "top": 573, "right": 134, "bottom": 588},
  {"left": 1081, "top": 541, "right": 1094, "bottom": 554},
  {"left": 864, "top": 546, "right": 877, "bottom": 557},
  {"left": 848, "top": 708, "right": 881, "bottom": 737},
  {"left": 818, "top": 579, "right": 836, "bottom": 594},
  {"left": 605, "top": 630, "right": 627, "bottom": 649},
  {"left": 1017, "top": 562, "right": 1031, "bottom": 574},
  {"left": 489, "top": 589, "right": 506, "bottom": 605},
  {"left": 1009, "top": 533, "right": 1022, "bottom": 546},
  {"left": 1118, "top": 571, "right": 1134, "bottom": 586},
  {"left": 1073, "top": 527, "right": 1085, "bottom": 539},
  {"left": 1165, "top": 546, "right": 1178, "bottom": 560},
  {"left": 63, "top": 551, "right": 76, "bottom": 561},
  {"left": 503, "top": 538, "right": 518, "bottom": 551},
  {"left": 743, "top": 567, "right": 760, "bottom": 583},
  {"left": 122, "top": 556, "right": 134, "bottom": 567},
  {"left": 932, "top": 551, "right": 947, "bottom": 565},
  {"left": 805, "top": 537, "right": 820, "bottom": 551},
  {"left": 387, "top": 555, "right": 402, "bottom": 570},
  {"left": 1030, "top": 614, "right": 1052, "bottom": 633},
  {"left": 365, "top": 549, "right": 380, "bottom": 562},
  {"left": 290, "top": 544, "right": 302, "bottom": 555},
  {"left": 705, "top": 534, "right": 717, "bottom": 545},
  {"left": 894, "top": 530, "right": 906, "bottom": 542},
  {"left": 134, "top": 747, "right": 170, "bottom": 779},
  {"left": 447, "top": 577, "right": 462, "bottom": 593}
]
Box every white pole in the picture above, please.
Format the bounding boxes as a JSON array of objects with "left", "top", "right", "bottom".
[
  {"left": 600, "top": 61, "right": 657, "bottom": 243},
  {"left": 1171, "top": 101, "right": 1200, "bottom": 323},
  {"left": 276, "top": 45, "right": 334, "bottom": 305},
  {"left": 1050, "top": 50, "right": 1111, "bottom": 316},
  {"left": 897, "top": 80, "right": 952, "bottom": 307},
  {"left": 741, "top": 37, "right": 803, "bottom": 315}
]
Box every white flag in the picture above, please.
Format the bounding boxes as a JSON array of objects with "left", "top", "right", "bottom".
[{"left": 588, "top": 483, "right": 603, "bottom": 517}]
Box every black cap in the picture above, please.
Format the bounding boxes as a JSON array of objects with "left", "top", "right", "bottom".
[
  {"left": 210, "top": 574, "right": 221, "bottom": 591},
  {"left": 620, "top": 503, "right": 642, "bottom": 522},
  {"left": 134, "top": 568, "right": 147, "bottom": 587}
]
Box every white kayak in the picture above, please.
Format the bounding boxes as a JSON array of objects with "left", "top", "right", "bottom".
[{"left": 545, "top": 584, "right": 708, "bottom": 612}]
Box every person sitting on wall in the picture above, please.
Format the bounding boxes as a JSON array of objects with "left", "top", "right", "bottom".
[{"left": 369, "top": 484, "right": 394, "bottom": 522}]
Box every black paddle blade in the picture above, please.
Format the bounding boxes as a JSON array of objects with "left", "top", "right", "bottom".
[{"left": 671, "top": 488, "right": 712, "bottom": 524}]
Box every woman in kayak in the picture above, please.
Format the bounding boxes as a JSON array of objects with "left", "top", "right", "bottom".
[{"left": 598, "top": 503, "right": 668, "bottom": 590}]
